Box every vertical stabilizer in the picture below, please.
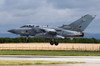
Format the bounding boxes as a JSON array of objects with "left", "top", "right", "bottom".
[
  {"left": 69, "top": 14, "right": 96, "bottom": 31},
  {"left": 61, "top": 14, "right": 96, "bottom": 32}
]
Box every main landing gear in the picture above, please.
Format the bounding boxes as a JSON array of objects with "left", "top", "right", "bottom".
[{"left": 50, "top": 40, "right": 59, "bottom": 46}]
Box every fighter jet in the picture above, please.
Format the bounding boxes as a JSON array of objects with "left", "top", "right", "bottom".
[{"left": 8, "top": 14, "right": 96, "bottom": 45}]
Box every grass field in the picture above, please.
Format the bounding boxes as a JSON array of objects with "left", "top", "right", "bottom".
[
  {"left": 0, "top": 50, "right": 100, "bottom": 56},
  {"left": 0, "top": 60, "right": 84, "bottom": 65}
]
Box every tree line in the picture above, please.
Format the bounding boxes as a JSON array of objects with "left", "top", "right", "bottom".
[{"left": 0, "top": 37, "right": 99, "bottom": 43}]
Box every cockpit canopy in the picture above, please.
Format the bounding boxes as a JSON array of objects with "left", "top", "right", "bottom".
[
  {"left": 20, "top": 25, "right": 35, "bottom": 28},
  {"left": 20, "top": 25, "right": 40, "bottom": 28}
]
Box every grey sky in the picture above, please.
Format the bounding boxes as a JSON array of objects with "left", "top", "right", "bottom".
[{"left": 0, "top": 0, "right": 100, "bottom": 33}]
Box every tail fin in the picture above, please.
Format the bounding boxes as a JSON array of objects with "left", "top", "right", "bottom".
[{"left": 61, "top": 14, "right": 96, "bottom": 32}]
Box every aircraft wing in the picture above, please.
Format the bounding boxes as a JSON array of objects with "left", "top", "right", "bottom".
[
  {"left": 34, "top": 28, "right": 64, "bottom": 39},
  {"left": 40, "top": 28, "right": 57, "bottom": 35}
]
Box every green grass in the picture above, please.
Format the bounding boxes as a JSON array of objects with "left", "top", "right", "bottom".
[
  {"left": 0, "top": 50, "right": 100, "bottom": 56},
  {"left": 0, "top": 60, "right": 84, "bottom": 65}
]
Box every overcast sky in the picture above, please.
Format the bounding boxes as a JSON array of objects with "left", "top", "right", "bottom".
[{"left": 0, "top": 0, "right": 100, "bottom": 33}]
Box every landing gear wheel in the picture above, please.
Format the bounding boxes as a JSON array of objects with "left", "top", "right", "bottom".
[
  {"left": 55, "top": 41, "right": 59, "bottom": 46},
  {"left": 50, "top": 41, "right": 54, "bottom": 45},
  {"left": 50, "top": 39, "right": 59, "bottom": 46}
]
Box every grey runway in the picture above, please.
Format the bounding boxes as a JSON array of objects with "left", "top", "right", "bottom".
[{"left": 0, "top": 55, "right": 100, "bottom": 66}]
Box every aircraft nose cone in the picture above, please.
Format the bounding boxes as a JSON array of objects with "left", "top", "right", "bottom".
[{"left": 8, "top": 29, "right": 15, "bottom": 33}]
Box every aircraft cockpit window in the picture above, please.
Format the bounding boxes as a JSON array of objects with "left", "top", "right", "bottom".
[
  {"left": 29, "top": 25, "right": 31, "bottom": 27},
  {"left": 36, "top": 26, "right": 39, "bottom": 27},
  {"left": 31, "top": 25, "right": 34, "bottom": 27},
  {"left": 20, "top": 25, "right": 34, "bottom": 28},
  {"left": 20, "top": 25, "right": 27, "bottom": 28}
]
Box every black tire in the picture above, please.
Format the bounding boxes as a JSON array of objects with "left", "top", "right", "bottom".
[
  {"left": 55, "top": 42, "right": 59, "bottom": 46},
  {"left": 50, "top": 41, "right": 54, "bottom": 45}
]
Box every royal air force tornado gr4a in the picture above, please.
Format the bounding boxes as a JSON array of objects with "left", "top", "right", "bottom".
[{"left": 8, "top": 14, "right": 96, "bottom": 46}]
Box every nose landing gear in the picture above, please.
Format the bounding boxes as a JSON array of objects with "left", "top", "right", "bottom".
[{"left": 26, "top": 36, "right": 29, "bottom": 43}]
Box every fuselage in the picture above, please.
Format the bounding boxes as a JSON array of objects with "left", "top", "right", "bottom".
[{"left": 8, "top": 26, "right": 84, "bottom": 39}]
